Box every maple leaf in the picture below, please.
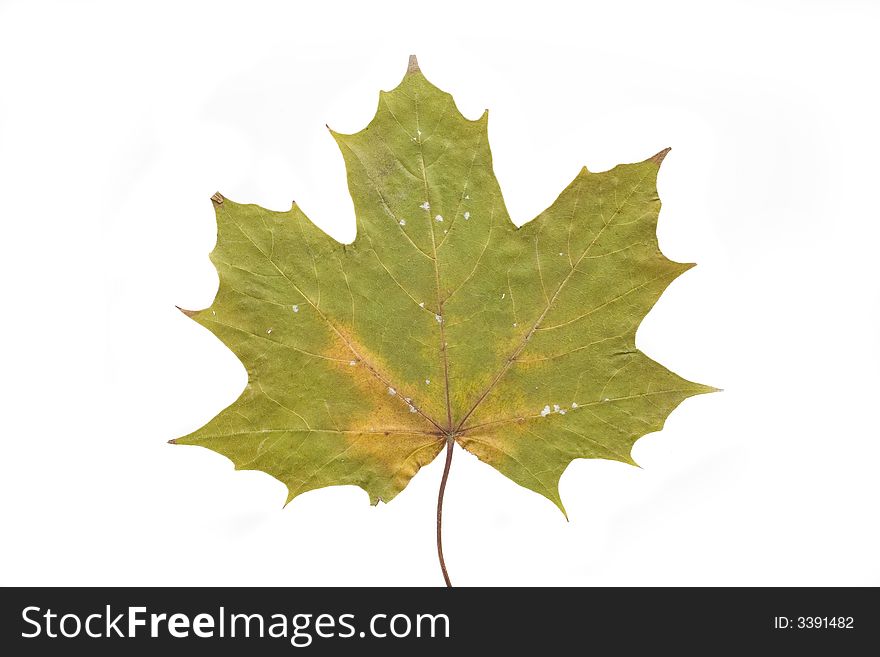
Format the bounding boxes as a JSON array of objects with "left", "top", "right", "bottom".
[{"left": 173, "top": 56, "right": 714, "bottom": 585}]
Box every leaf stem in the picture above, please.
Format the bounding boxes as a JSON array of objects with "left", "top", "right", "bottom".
[{"left": 437, "top": 436, "right": 455, "bottom": 587}]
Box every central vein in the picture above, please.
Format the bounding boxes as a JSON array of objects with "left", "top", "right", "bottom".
[{"left": 415, "top": 95, "right": 454, "bottom": 434}]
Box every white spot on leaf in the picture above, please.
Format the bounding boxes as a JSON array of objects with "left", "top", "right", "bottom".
[
  {"left": 463, "top": 211, "right": 470, "bottom": 220},
  {"left": 420, "top": 201, "right": 430, "bottom": 211},
  {"left": 425, "top": 379, "right": 430, "bottom": 385},
  {"left": 399, "top": 219, "right": 406, "bottom": 226},
  {"left": 349, "top": 360, "right": 357, "bottom": 366},
  {"left": 388, "top": 387, "right": 397, "bottom": 396},
  {"left": 540, "top": 405, "right": 551, "bottom": 417},
  {"left": 266, "top": 328, "right": 272, "bottom": 334},
  {"left": 292, "top": 305, "right": 299, "bottom": 313},
  {"left": 435, "top": 314, "right": 442, "bottom": 324},
  {"left": 553, "top": 404, "right": 560, "bottom": 412},
  {"left": 571, "top": 402, "right": 578, "bottom": 409},
  {"left": 435, "top": 215, "right": 444, "bottom": 222},
  {"left": 419, "top": 302, "right": 425, "bottom": 308}
]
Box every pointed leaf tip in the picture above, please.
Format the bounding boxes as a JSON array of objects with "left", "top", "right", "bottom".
[
  {"left": 175, "top": 305, "right": 197, "bottom": 318},
  {"left": 556, "top": 498, "right": 570, "bottom": 522},
  {"left": 407, "top": 54, "right": 420, "bottom": 75},
  {"left": 649, "top": 147, "right": 671, "bottom": 165},
  {"left": 210, "top": 192, "right": 224, "bottom": 205}
]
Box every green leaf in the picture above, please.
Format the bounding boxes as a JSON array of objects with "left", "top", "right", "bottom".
[{"left": 174, "top": 56, "right": 713, "bottom": 517}]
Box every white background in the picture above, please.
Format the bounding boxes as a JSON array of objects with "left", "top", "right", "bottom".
[{"left": 2, "top": 0, "right": 878, "bottom": 587}]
